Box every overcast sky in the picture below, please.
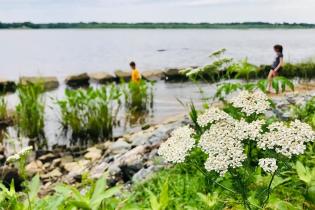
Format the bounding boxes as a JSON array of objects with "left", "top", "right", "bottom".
[{"left": 1, "top": 0, "right": 315, "bottom": 23}]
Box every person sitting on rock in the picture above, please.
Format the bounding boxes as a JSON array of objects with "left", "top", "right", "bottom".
[{"left": 130, "top": 61, "right": 141, "bottom": 83}]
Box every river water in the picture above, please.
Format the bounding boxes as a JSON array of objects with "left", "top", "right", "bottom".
[{"left": 1, "top": 29, "right": 315, "bottom": 79}]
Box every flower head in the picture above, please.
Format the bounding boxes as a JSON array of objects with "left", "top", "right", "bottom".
[
  {"left": 259, "top": 158, "right": 278, "bottom": 173},
  {"left": 197, "top": 107, "right": 232, "bottom": 127},
  {"left": 158, "top": 126, "right": 195, "bottom": 163},
  {"left": 199, "top": 119, "right": 246, "bottom": 176},
  {"left": 258, "top": 120, "right": 315, "bottom": 158},
  {"left": 230, "top": 90, "right": 270, "bottom": 116},
  {"left": 6, "top": 146, "right": 33, "bottom": 163}
]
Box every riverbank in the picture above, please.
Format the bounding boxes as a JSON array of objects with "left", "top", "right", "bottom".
[{"left": 2, "top": 81, "right": 315, "bottom": 196}]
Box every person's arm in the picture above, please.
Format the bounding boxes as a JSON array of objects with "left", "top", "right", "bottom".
[{"left": 274, "top": 57, "right": 284, "bottom": 72}]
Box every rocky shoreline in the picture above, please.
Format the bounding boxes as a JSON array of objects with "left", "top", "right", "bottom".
[
  {"left": 0, "top": 68, "right": 187, "bottom": 93},
  {"left": 1, "top": 82, "right": 315, "bottom": 196}
]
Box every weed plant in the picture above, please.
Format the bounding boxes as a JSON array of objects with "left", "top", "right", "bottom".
[
  {"left": 58, "top": 85, "right": 121, "bottom": 145},
  {"left": 15, "top": 83, "right": 45, "bottom": 147},
  {"left": 292, "top": 96, "right": 315, "bottom": 128},
  {"left": 0, "top": 96, "right": 7, "bottom": 121}
]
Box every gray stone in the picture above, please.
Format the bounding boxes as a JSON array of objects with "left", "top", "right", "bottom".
[
  {"left": 114, "top": 70, "right": 131, "bottom": 82},
  {"left": 142, "top": 70, "right": 165, "bottom": 81},
  {"left": 90, "top": 162, "right": 109, "bottom": 179},
  {"left": 88, "top": 72, "right": 115, "bottom": 84},
  {"left": 132, "top": 166, "right": 158, "bottom": 183},
  {"left": 65, "top": 73, "right": 90, "bottom": 87},
  {"left": 84, "top": 147, "right": 102, "bottom": 161},
  {"left": 109, "top": 139, "right": 131, "bottom": 154},
  {"left": 19, "top": 76, "right": 59, "bottom": 91}
]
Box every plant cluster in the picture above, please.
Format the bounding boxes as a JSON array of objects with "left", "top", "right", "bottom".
[
  {"left": 292, "top": 96, "right": 315, "bottom": 128},
  {"left": 158, "top": 90, "right": 315, "bottom": 209},
  {"left": 58, "top": 85, "right": 121, "bottom": 145},
  {"left": 15, "top": 83, "right": 45, "bottom": 146},
  {"left": 0, "top": 96, "right": 7, "bottom": 121}
]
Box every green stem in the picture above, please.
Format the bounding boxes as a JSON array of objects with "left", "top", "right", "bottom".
[{"left": 262, "top": 171, "right": 277, "bottom": 208}]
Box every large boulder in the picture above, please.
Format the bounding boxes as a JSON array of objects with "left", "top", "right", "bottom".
[
  {"left": 142, "top": 70, "right": 165, "bottom": 81},
  {"left": 0, "top": 79, "right": 16, "bottom": 93},
  {"left": 163, "top": 68, "right": 187, "bottom": 81},
  {"left": 88, "top": 72, "right": 115, "bottom": 84},
  {"left": 114, "top": 70, "right": 131, "bottom": 82},
  {"left": 19, "top": 76, "right": 59, "bottom": 91},
  {"left": 65, "top": 73, "right": 90, "bottom": 87}
]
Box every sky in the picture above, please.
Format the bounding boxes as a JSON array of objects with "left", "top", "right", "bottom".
[{"left": 0, "top": 0, "right": 315, "bottom": 23}]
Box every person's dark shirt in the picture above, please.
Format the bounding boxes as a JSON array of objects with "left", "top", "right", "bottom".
[{"left": 271, "top": 53, "right": 283, "bottom": 70}]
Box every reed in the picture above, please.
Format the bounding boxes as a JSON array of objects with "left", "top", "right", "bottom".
[
  {"left": 58, "top": 84, "right": 121, "bottom": 145},
  {"left": 122, "top": 80, "right": 154, "bottom": 124},
  {"left": 15, "top": 83, "right": 45, "bottom": 146},
  {"left": 0, "top": 96, "right": 7, "bottom": 121}
]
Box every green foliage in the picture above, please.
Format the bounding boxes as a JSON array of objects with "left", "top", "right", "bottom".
[
  {"left": 58, "top": 85, "right": 121, "bottom": 145},
  {"left": 227, "top": 58, "right": 259, "bottom": 80},
  {"left": 292, "top": 96, "right": 315, "bottom": 128},
  {"left": 181, "top": 49, "right": 233, "bottom": 82},
  {"left": 16, "top": 83, "right": 45, "bottom": 143},
  {"left": 0, "top": 96, "right": 7, "bottom": 121},
  {"left": 147, "top": 179, "right": 169, "bottom": 210}
]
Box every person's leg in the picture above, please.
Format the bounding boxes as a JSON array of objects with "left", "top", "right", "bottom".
[{"left": 267, "top": 70, "right": 274, "bottom": 92}]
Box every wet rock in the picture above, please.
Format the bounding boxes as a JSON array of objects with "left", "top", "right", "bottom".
[
  {"left": 19, "top": 76, "right": 59, "bottom": 91},
  {"left": 65, "top": 73, "right": 90, "bottom": 87},
  {"left": 142, "top": 70, "right": 165, "bottom": 81},
  {"left": 0, "top": 167, "right": 24, "bottom": 191},
  {"left": 164, "top": 68, "right": 187, "bottom": 81},
  {"left": 84, "top": 147, "right": 102, "bottom": 161},
  {"left": 25, "top": 160, "right": 44, "bottom": 176},
  {"left": 108, "top": 139, "right": 131, "bottom": 154},
  {"left": 0, "top": 79, "right": 16, "bottom": 93},
  {"left": 41, "top": 168, "right": 62, "bottom": 179},
  {"left": 114, "top": 70, "right": 131, "bottom": 82},
  {"left": 88, "top": 72, "right": 115, "bottom": 84}
]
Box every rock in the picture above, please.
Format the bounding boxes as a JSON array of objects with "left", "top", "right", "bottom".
[
  {"left": 108, "top": 139, "right": 131, "bottom": 154},
  {"left": 120, "top": 163, "right": 143, "bottom": 182},
  {"left": 107, "top": 163, "right": 121, "bottom": 176},
  {"left": 117, "top": 145, "right": 146, "bottom": 165},
  {"left": 60, "top": 155, "right": 74, "bottom": 166},
  {"left": 90, "top": 162, "right": 109, "bottom": 179},
  {"left": 0, "top": 79, "right": 16, "bottom": 93},
  {"left": 19, "top": 76, "right": 59, "bottom": 91},
  {"left": 114, "top": 70, "right": 131, "bottom": 82},
  {"left": 147, "top": 124, "right": 175, "bottom": 145},
  {"left": 132, "top": 166, "right": 158, "bottom": 183},
  {"left": 51, "top": 158, "right": 61, "bottom": 168},
  {"left": 164, "top": 68, "right": 187, "bottom": 81},
  {"left": 38, "top": 153, "right": 57, "bottom": 163},
  {"left": 63, "top": 160, "right": 89, "bottom": 173},
  {"left": 25, "top": 160, "right": 44, "bottom": 176},
  {"left": 0, "top": 166, "right": 24, "bottom": 191},
  {"left": 88, "top": 72, "right": 115, "bottom": 84},
  {"left": 41, "top": 168, "right": 62, "bottom": 179},
  {"left": 84, "top": 147, "right": 102, "bottom": 161},
  {"left": 142, "top": 70, "right": 165, "bottom": 81},
  {"left": 0, "top": 143, "right": 4, "bottom": 154},
  {"left": 130, "top": 130, "right": 153, "bottom": 146},
  {"left": 65, "top": 73, "right": 90, "bottom": 87}
]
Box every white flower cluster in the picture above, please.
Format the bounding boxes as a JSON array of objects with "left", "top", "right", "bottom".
[
  {"left": 258, "top": 158, "right": 278, "bottom": 173},
  {"left": 234, "top": 119, "right": 265, "bottom": 140},
  {"left": 230, "top": 90, "right": 270, "bottom": 116},
  {"left": 199, "top": 120, "right": 247, "bottom": 176},
  {"left": 6, "top": 146, "right": 33, "bottom": 163},
  {"left": 258, "top": 120, "right": 315, "bottom": 158},
  {"left": 197, "top": 107, "right": 232, "bottom": 127},
  {"left": 158, "top": 126, "right": 195, "bottom": 163}
]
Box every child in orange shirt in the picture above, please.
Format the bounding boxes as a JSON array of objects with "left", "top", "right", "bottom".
[{"left": 130, "top": 61, "right": 141, "bottom": 83}]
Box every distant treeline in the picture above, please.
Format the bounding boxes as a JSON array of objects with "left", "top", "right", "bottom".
[{"left": 1, "top": 22, "right": 315, "bottom": 29}]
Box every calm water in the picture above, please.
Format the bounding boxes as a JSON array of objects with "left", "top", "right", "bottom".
[{"left": 1, "top": 29, "right": 315, "bottom": 80}]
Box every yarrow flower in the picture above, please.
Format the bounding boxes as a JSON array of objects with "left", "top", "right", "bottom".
[
  {"left": 230, "top": 90, "right": 270, "bottom": 116},
  {"left": 158, "top": 126, "right": 195, "bottom": 163},
  {"left": 6, "top": 146, "right": 33, "bottom": 163},
  {"left": 197, "top": 107, "right": 232, "bottom": 127},
  {"left": 258, "top": 158, "right": 278, "bottom": 173},
  {"left": 258, "top": 120, "right": 315, "bottom": 158},
  {"left": 199, "top": 119, "right": 246, "bottom": 176},
  {"left": 234, "top": 119, "right": 265, "bottom": 140}
]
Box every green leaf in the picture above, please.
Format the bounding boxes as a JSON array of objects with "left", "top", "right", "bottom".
[{"left": 296, "top": 161, "right": 312, "bottom": 185}]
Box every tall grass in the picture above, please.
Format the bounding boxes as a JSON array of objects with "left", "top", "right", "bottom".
[
  {"left": 15, "top": 83, "right": 45, "bottom": 146},
  {"left": 123, "top": 80, "right": 154, "bottom": 113},
  {"left": 58, "top": 85, "right": 121, "bottom": 145},
  {"left": 0, "top": 96, "right": 7, "bottom": 121}
]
